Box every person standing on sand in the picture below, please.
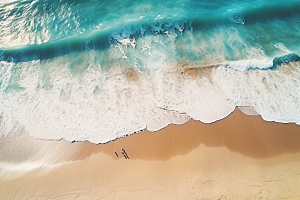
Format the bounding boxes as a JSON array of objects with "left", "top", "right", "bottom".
[
  {"left": 122, "top": 148, "right": 129, "bottom": 159},
  {"left": 121, "top": 151, "right": 127, "bottom": 159}
]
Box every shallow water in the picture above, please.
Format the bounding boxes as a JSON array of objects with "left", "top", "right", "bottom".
[{"left": 0, "top": 0, "right": 300, "bottom": 143}]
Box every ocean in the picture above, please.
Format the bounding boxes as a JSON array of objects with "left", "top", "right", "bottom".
[{"left": 0, "top": 0, "right": 300, "bottom": 143}]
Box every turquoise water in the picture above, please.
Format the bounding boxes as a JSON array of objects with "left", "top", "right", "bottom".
[
  {"left": 0, "top": 0, "right": 300, "bottom": 143},
  {"left": 1, "top": 0, "right": 300, "bottom": 64}
]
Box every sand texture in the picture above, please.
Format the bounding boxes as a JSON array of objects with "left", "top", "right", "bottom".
[{"left": 1, "top": 109, "right": 300, "bottom": 199}]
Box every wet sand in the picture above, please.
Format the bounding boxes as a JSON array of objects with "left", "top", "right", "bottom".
[{"left": 1, "top": 108, "right": 300, "bottom": 199}]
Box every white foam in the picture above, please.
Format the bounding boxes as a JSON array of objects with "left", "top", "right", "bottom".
[
  {"left": 0, "top": 55, "right": 191, "bottom": 143},
  {"left": 1, "top": 31, "right": 300, "bottom": 144},
  {"left": 154, "top": 65, "right": 235, "bottom": 123},
  {"left": 274, "top": 42, "right": 292, "bottom": 53},
  {"left": 1, "top": 59, "right": 300, "bottom": 144},
  {"left": 119, "top": 37, "right": 136, "bottom": 48},
  {"left": 225, "top": 59, "right": 273, "bottom": 72},
  {"left": 214, "top": 62, "right": 300, "bottom": 124}
]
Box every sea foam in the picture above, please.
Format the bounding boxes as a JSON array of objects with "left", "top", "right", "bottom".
[
  {"left": 1, "top": 0, "right": 300, "bottom": 143},
  {"left": 1, "top": 53, "right": 300, "bottom": 143}
]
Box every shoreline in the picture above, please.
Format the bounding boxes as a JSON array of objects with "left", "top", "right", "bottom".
[
  {"left": 16, "top": 105, "right": 292, "bottom": 145},
  {"left": 73, "top": 107, "right": 300, "bottom": 161},
  {"left": 1, "top": 108, "right": 300, "bottom": 163},
  {"left": 1, "top": 109, "right": 300, "bottom": 199}
]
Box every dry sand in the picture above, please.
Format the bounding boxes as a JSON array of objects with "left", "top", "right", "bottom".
[{"left": 1, "top": 108, "right": 300, "bottom": 199}]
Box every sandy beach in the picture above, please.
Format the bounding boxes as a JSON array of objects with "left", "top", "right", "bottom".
[
  {"left": 1, "top": 0, "right": 300, "bottom": 199},
  {"left": 1, "top": 108, "right": 300, "bottom": 199}
]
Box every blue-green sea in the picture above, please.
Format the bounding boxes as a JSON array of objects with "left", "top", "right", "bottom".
[{"left": 0, "top": 0, "right": 300, "bottom": 143}]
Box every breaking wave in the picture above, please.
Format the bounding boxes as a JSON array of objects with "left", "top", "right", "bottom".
[{"left": 0, "top": 0, "right": 300, "bottom": 143}]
